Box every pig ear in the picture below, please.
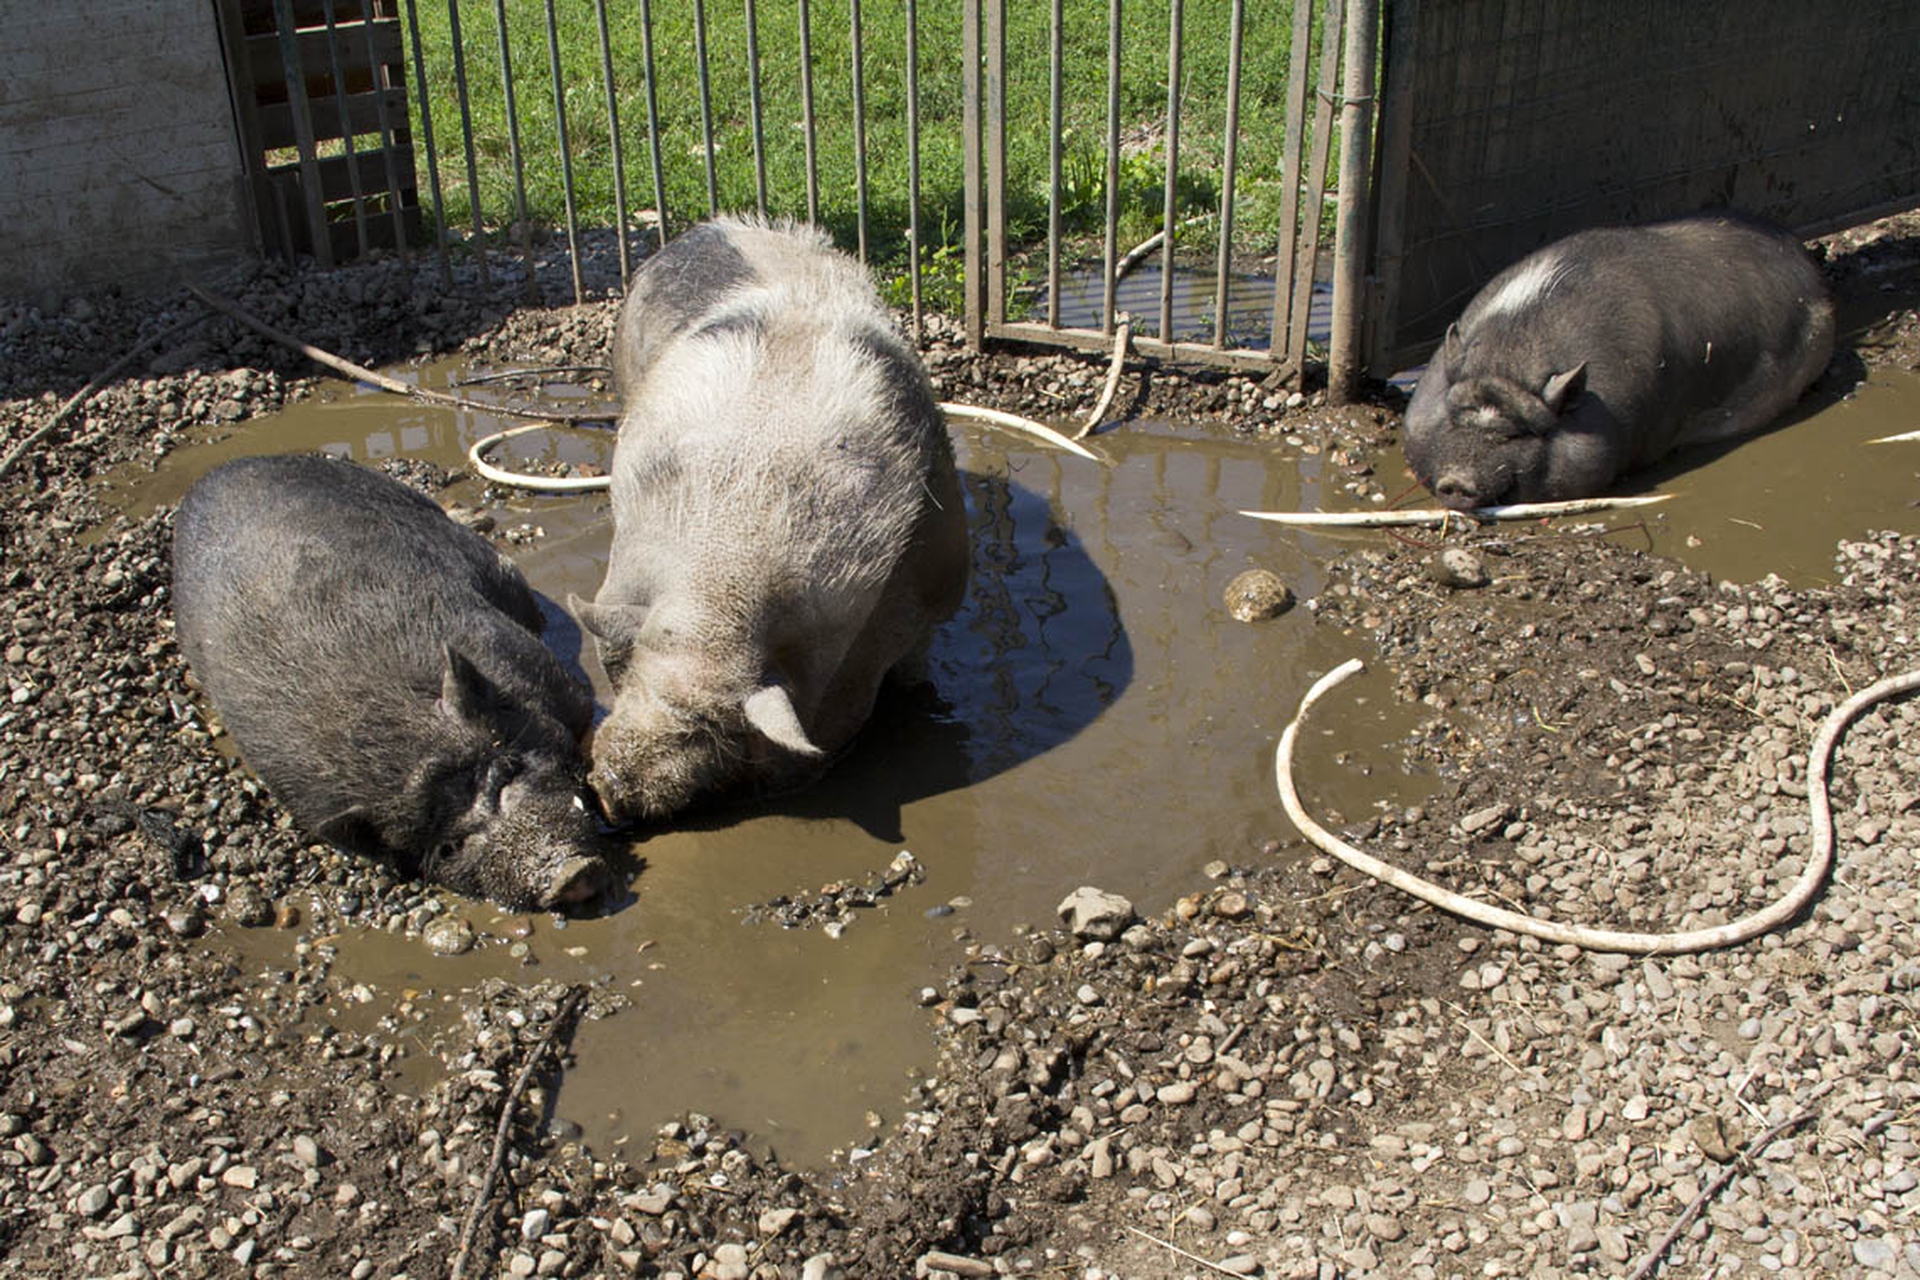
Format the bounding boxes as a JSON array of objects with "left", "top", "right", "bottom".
[
  {"left": 570, "top": 595, "right": 648, "bottom": 681},
  {"left": 1440, "top": 323, "right": 1466, "bottom": 376},
  {"left": 315, "top": 806, "right": 381, "bottom": 856},
  {"left": 1541, "top": 363, "right": 1588, "bottom": 415},
  {"left": 742, "top": 684, "right": 824, "bottom": 758},
  {"left": 438, "top": 644, "right": 491, "bottom": 724}
]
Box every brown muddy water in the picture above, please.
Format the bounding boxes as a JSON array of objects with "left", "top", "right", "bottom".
[{"left": 101, "top": 359, "right": 1920, "bottom": 1165}]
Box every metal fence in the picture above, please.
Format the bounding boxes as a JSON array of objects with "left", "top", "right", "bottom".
[{"left": 229, "top": 0, "right": 1920, "bottom": 389}]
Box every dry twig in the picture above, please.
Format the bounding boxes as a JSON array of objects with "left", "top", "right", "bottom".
[
  {"left": 186, "top": 286, "right": 611, "bottom": 425},
  {"left": 0, "top": 310, "right": 213, "bottom": 482},
  {"left": 1626, "top": 1088, "right": 1831, "bottom": 1280},
  {"left": 1123, "top": 1225, "right": 1250, "bottom": 1278},
  {"left": 449, "top": 986, "right": 589, "bottom": 1280}
]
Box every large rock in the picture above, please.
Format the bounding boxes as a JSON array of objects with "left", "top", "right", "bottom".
[{"left": 1057, "top": 887, "right": 1135, "bottom": 941}]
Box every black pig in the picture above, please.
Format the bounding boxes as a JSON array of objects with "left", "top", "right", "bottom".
[
  {"left": 171, "top": 455, "right": 611, "bottom": 910},
  {"left": 1402, "top": 213, "right": 1834, "bottom": 510}
]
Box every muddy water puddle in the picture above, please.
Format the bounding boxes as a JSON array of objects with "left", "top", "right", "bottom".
[{"left": 101, "top": 357, "right": 1920, "bottom": 1164}]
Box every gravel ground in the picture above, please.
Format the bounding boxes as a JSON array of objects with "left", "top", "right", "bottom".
[{"left": 0, "top": 210, "right": 1916, "bottom": 1278}]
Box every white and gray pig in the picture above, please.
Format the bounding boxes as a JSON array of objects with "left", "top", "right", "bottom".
[
  {"left": 1402, "top": 212, "right": 1834, "bottom": 510},
  {"left": 574, "top": 216, "right": 968, "bottom": 823}
]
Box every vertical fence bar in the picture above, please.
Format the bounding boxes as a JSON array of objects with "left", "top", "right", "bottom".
[
  {"left": 985, "top": 0, "right": 1005, "bottom": 325},
  {"left": 1212, "top": 0, "right": 1245, "bottom": 348},
  {"left": 320, "top": 0, "right": 372, "bottom": 258},
  {"left": 593, "top": 0, "right": 631, "bottom": 285},
  {"left": 1270, "top": 0, "right": 1314, "bottom": 352},
  {"left": 444, "top": 0, "right": 491, "bottom": 284},
  {"left": 850, "top": 0, "right": 870, "bottom": 262},
  {"left": 1047, "top": 0, "right": 1062, "bottom": 328},
  {"left": 544, "top": 0, "right": 585, "bottom": 302},
  {"left": 745, "top": 0, "right": 769, "bottom": 218},
  {"left": 638, "top": 0, "right": 670, "bottom": 242},
  {"left": 361, "top": 1, "right": 412, "bottom": 262},
  {"left": 402, "top": 0, "right": 452, "bottom": 283},
  {"left": 491, "top": 0, "right": 536, "bottom": 293},
  {"left": 798, "top": 0, "right": 820, "bottom": 225},
  {"left": 1328, "top": 0, "right": 1378, "bottom": 403},
  {"left": 1158, "top": 0, "right": 1183, "bottom": 342},
  {"left": 1286, "top": 0, "right": 1345, "bottom": 374},
  {"left": 270, "top": 0, "right": 335, "bottom": 267},
  {"left": 1100, "top": 0, "right": 1122, "bottom": 336},
  {"left": 962, "top": 0, "right": 982, "bottom": 348},
  {"left": 693, "top": 0, "right": 719, "bottom": 217},
  {"left": 905, "top": 0, "right": 923, "bottom": 341}
]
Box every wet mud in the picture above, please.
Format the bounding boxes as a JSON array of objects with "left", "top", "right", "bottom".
[{"left": 97, "top": 342, "right": 1920, "bottom": 1166}]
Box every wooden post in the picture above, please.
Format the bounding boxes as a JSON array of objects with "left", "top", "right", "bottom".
[{"left": 1327, "top": 0, "right": 1378, "bottom": 404}]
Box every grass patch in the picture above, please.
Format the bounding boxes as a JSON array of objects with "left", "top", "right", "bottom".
[{"left": 402, "top": 0, "right": 1334, "bottom": 299}]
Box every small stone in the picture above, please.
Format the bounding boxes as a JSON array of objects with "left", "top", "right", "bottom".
[
  {"left": 508, "top": 1254, "right": 537, "bottom": 1278},
  {"left": 1429, "top": 548, "right": 1489, "bottom": 589},
  {"left": 522, "top": 1207, "right": 550, "bottom": 1239},
  {"left": 1854, "top": 1238, "right": 1898, "bottom": 1271},
  {"left": 424, "top": 916, "right": 476, "bottom": 956},
  {"left": 1224, "top": 568, "right": 1294, "bottom": 622},
  {"left": 1157, "top": 1081, "right": 1197, "bottom": 1105},
  {"left": 77, "top": 1184, "right": 112, "bottom": 1218},
  {"left": 1463, "top": 1178, "right": 1492, "bottom": 1205},
  {"left": 1365, "top": 1213, "right": 1405, "bottom": 1242},
  {"left": 293, "top": 1135, "right": 323, "bottom": 1168},
  {"left": 224, "top": 884, "right": 274, "bottom": 928},
  {"left": 1688, "top": 1114, "right": 1737, "bottom": 1163},
  {"left": 1057, "top": 886, "right": 1135, "bottom": 941},
  {"left": 758, "top": 1207, "right": 798, "bottom": 1237}
]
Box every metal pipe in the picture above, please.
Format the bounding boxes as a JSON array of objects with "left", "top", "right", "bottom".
[
  {"left": 693, "top": 0, "right": 719, "bottom": 217},
  {"left": 401, "top": 0, "right": 452, "bottom": 284},
  {"left": 320, "top": 0, "right": 371, "bottom": 258},
  {"left": 850, "top": 0, "right": 870, "bottom": 261},
  {"left": 1327, "top": 0, "right": 1378, "bottom": 403},
  {"left": 443, "top": 0, "right": 491, "bottom": 283},
  {"left": 544, "top": 0, "right": 585, "bottom": 302},
  {"left": 1270, "top": 0, "right": 1314, "bottom": 351},
  {"left": 905, "top": 0, "right": 923, "bottom": 340},
  {"left": 985, "top": 0, "right": 1003, "bottom": 319},
  {"left": 962, "top": 0, "right": 981, "bottom": 348},
  {"left": 1047, "top": 0, "right": 1062, "bottom": 329},
  {"left": 798, "top": 0, "right": 820, "bottom": 225},
  {"left": 638, "top": 0, "right": 670, "bottom": 243},
  {"left": 593, "top": 0, "right": 631, "bottom": 285},
  {"left": 1159, "top": 0, "right": 1183, "bottom": 342},
  {"left": 1213, "top": 0, "right": 1245, "bottom": 348},
  {"left": 1100, "top": 0, "right": 1122, "bottom": 336},
  {"left": 491, "top": 0, "right": 535, "bottom": 292},
  {"left": 745, "top": 0, "right": 769, "bottom": 218}
]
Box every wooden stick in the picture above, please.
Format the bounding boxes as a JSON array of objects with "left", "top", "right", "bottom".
[
  {"left": 1076, "top": 312, "right": 1132, "bottom": 439},
  {"left": 449, "top": 986, "right": 588, "bottom": 1280},
  {"left": 1626, "top": 1093, "right": 1828, "bottom": 1280},
  {"left": 1241, "top": 495, "right": 1672, "bottom": 527},
  {"left": 0, "top": 310, "right": 213, "bottom": 482},
  {"left": 186, "top": 286, "right": 612, "bottom": 425},
  {"left": 1123, "top": 1225, "right": 1250, "bottom": 1279}
]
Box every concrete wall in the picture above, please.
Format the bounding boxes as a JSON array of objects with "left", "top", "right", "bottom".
[{"left": 0, "top": 0, "right": 254, "bottom": 307}]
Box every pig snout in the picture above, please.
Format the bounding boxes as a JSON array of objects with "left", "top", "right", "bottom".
[
  {"left": 1432, "top": 473, "right": 1487, "bottom": 511},
  {"left": 543, "top": 854, "right": 611, "bottom": 908}
]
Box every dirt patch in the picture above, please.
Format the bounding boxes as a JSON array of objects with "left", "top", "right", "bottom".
[{"left": 1, "top": 209, "right": 1917, "bottom": 1278}]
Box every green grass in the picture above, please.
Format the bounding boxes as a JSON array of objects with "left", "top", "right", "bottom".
[{"left": 402, "top": 0, "right": 1334, "bottom": 303}]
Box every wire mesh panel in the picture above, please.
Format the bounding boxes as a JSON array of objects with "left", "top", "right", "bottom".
[{"left": 1370, "top": 0, "right": 1920, "bottom": 373}]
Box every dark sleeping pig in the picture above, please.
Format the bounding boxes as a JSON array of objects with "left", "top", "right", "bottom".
[
  {"left": 572, "top": 215, "right": 969, "bottom": 823},
  {"left": 171, "top": 454, "right": 612, "bottom": 910},
  {"left": 1402, "top": 212, "right": 1835, "bottom": 510}
]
